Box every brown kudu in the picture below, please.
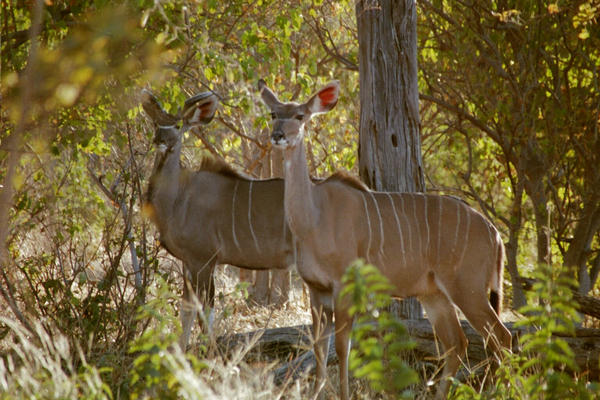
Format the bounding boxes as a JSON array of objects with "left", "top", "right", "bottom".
[
  {"left": 258, "top": 79, "right": 512, "bottom": 399},
  {"left": 141, "top": 90, "right": 294, "bottom": 349}
]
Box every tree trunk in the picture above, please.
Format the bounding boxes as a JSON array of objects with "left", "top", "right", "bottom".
[
  {"left": 506, "top": 233, "right": 527, "bottom": 310},
  {"left": 563, "top": 199, "right": 600, "bottom": 295},
  {"left": 520, "top": 277, "right": 600, "bottom": 320},
  {"left": 521, "top": 143, "right": 552, "bottom": 267},
  {"left": 506, "top": 181, "right": 527, "bottom": 309},
  {"left": 356, "top": 0, "right": 425, "bottom": 318}
]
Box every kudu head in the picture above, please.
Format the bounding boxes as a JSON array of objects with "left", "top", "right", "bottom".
[
  {"left": 141, "top": 89, "right": 219, "bottom": 153},
  {"left": 258, "top": 80, "right": 340, "bottom": 149}
]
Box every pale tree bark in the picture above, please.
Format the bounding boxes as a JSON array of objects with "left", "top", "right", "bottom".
[
  {"left": 563, "top": 198, "right": 600, "bottom": 295},
  {"left": 505, "top": 180, "right": 528, "bottom": 310},
  {"left": 356, "top": 0, "right": 425, "bottom": 318}
]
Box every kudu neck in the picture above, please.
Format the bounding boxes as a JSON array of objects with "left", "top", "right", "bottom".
[
  {"left": 283, "top": 139, "right": 319, "bottom": 238},
  {"left": 148, "top": 140, "right": 183, "bottom": 217}
]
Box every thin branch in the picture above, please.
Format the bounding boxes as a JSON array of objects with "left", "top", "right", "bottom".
[
  {"left": 0, "top": 0, "right": 45, "bottom": 335},
  {"left": 307, "top": 15, "right": 358, "bottom": 71},
  {"left": 217, "top": 116, "right": 266, "bottom": 149},
  {"left": 419, "top": 93, "right": 502, "bottom": 145},
  {"left": 86, "top": 156, "right": 142, "bottom": 289}
]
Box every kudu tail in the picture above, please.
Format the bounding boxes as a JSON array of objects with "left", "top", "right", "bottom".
[{"left": 490, "top": 238, "right": 505, "bottom": 316}]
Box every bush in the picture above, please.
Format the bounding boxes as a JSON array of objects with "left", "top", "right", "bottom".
[
  {"left": 340, "top": 259, "right": 419, "bottom": 398},
  {"left": 450, "top": 263, "right": 600, "bottom": 399}
]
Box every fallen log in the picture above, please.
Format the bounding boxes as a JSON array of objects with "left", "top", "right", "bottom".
[
  {"left": 520, "top": 277, "right": 600, "bottom": 320},
  {"left": 217, "top": 320, "right": 600, "bottom": 383}
]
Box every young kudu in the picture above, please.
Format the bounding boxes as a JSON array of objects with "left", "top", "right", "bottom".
[
  {"left": 259, "top": 79, "right": 512, "bottom": 399},
  {"left": 141, "top": 90, "right": 294, "bottom": 349}
]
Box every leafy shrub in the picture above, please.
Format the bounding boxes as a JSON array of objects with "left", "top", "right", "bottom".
[
  {"left": 450, "top": 263, "right": 600, "bottom": 399},
  {"left": 340, "top": 259, "right": 418, "bottom": 398},
  {"left": 127, "top": 276, "right": 200, "bottom": 399},
  {"left": 126, "top": 276, "right": 309, "bottom": 400}
]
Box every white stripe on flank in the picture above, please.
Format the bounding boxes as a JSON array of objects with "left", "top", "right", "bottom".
[
  {"left": 231, "top": 181, "right": 241, "bottom": 251},
  {"left": 457, "top": 206, "right": 471, "bottom": 268},
  {"left": 399, "top": 195, "right": 413, "bottom": 258},
  {"left": 282, "top": 211, "right": 287, "bottom": 244},
  {"left": 387, "top": 193, "right": 406, "bottom": 266},
  {"left": 437, "top": 196, "right": 443, "bottom": 266},
  {"left": 451, "top": 199, "right": 461, "bottom": 264},
  {"left": 410, "top": 194, "right": 423, "bottom": 259},
  {"left": 422, "top": 193, "right": 430, "bottom": 258},
  {"left": 368, "top": 191, "right": 385, "bottom": 258},
  {"left": 485, "top": 221, "right": 496, "bottom": 247},
  {"left": 484, "top": 220, "right": 496, "bottom": 266},
  {"left": 248, "top": 181, "right": 260, "bottom": 253},
  {"left": 360, "top": 192, "right": 373, "bottom": 262}
]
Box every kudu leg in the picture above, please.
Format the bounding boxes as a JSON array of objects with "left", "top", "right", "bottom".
[
  {"left": 419, "top": 292, "right": 468, "bottom": 399},
  {"left": 451, "top": 291, "right": 512, "bottom": 357},
  {"left": 180, "top": 270, "right": 196, "bottom": 351},
  {"left": 333, "top": 301, "right": 353, "bottom": 400},
  {"left": 179, "top": 261, "right": 216, "bottom": 350},
  {"left": 308, "top": 287, "right": 334, "bottom": 399}
]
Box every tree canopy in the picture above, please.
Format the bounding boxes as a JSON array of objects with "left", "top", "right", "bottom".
[{"left": 1, "top": 0, "right": 599, "bottom": 396}]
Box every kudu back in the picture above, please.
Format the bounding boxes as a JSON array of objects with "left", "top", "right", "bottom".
[
  {"left": 141, "top": 89, "right": 294, "bottom": 349},
  {"left": 258, "top": 79, "right": 512, "bottom": 400}
]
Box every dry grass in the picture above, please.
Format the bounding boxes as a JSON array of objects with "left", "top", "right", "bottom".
[
  {"left": 5, "top": 256, "right": 571, "bottom": 399},
  {"left": 186, "top": 265, "right": 444, "bottom": 400},
  {"left": 211, "top": 265, "right": 312, "bottom": 336}
]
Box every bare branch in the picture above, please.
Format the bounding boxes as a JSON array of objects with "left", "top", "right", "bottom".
[
  {"left": 217, "top": 116, "right": 266, "bottom": 149},
  {"left": 419, "top": 93, "right": 502, "bottom": 145},
  {"left": 306, "top": 15, "right": 358, "bottom": 71},
  {"left": 0, "top": 0, "right": 45, "bottom": 334}
]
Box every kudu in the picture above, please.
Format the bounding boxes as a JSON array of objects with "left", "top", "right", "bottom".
[
  {"left": 258, "top": 79, "right": 512, "bottom": 399},
  {"left": 141, "top": 89, "right": 294, "bottom": 349}
]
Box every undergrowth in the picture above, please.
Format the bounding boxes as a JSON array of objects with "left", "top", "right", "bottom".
[
  {"left": 0, "top": 318, "right": 112, "bottom": 400},
  {"left": 450, "top": 262, "right": 600, "bottom": 399},
  {"left": 1, "top": 262, "right": 598, "bottom": 399},
  {"left": 341, "top": 259, "right": 419, "bottom": 398},
  {"left": 0, "top": 275, "right": 307, "bottom": 400}
]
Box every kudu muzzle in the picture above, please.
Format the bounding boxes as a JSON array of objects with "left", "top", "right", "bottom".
[
  {"left": 270, "top": 118, "right": 289, "bottom": 147},
  {"left": 271, "top": 129, "right": 285, "bottom": 145}
]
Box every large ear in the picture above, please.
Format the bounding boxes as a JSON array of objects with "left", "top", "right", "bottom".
[
  {"left": 258, "top": 79, "right": 282, "bottom": 109},
  {"left": 306, "top": 81, "right": 340, "bottom": 115},
  {"left": 181, "top": 92, "right": 218, "bottom": 127},
  {"left": 141, "top": 89, "right": 179, "bottom": 126}
]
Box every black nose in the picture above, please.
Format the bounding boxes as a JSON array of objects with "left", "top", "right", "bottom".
[{"left": 271, "top": 130, "right": 284, "bottom": 142}]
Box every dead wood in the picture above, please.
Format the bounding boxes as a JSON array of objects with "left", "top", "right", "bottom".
[
  {"left": 520, "top": 277, "right": 600, "bottom": 320},
  {"left": 217, "top": 320, "right": 600, "bottom": 383}
]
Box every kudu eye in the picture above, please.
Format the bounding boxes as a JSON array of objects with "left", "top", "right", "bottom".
[
  {"left": 294, "top": 114, "right": 304, "bottom": 121},
  {"left": 270, "top": 112, "right": 277, "bottom": 120}
]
